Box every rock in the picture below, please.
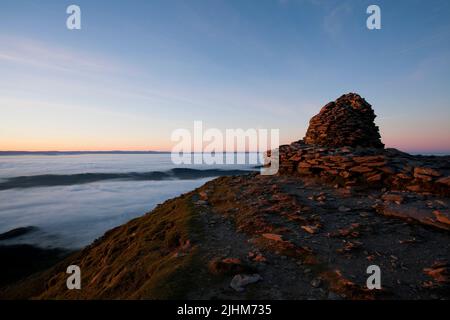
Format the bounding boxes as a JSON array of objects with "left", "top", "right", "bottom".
[
  {"left": 198, "top": 191, "right": 208, "bottom": 200},
  {"left": 253, "top": 254, "right": 267, "bottom": 262},
  {"left": 378, "top": 166, "right": 395, "bottom": 174},
  {"left": 381, "top": 193, "right": 404, "bottom": 203},
  {"left": 353, "top": 155, "right": 385, "bottom": 163},
  {"left": 298, "top": 162, "right": 312, "bottom": 169},
  {"left": 433, "top": 210, "right": 450, "bottom": 226},
  {"left": 230, "top": 274, "right": 262, "bottom": 292},
  {"left": 414, "top": 167, "right": 442, "bottom": 177},
  {"left": 337, "top": 241, "right": 362, "bottom": 253},
  {"left": 304, "top": 93, "right": 384, "bottom": 148},
  {"left": 208, "top": 257, "right": 254, "bottom": 276},
  {"left": 350, "top": 166, "right": 372, "bottom": 174},
  {"left": 172, "top": 252, "right": 187, "bottom": 258},
  {"left": 195, "top": 200, "right": 208, "bottom": 206},
  {"left": 380, "top": 203, "right": 450, "bottom": 231},
  {"left": 397, "top": 173, "right": 412, "bottom": 180},
  {"left": 406, "top": 185, "right": 421, "bottom": 192},
  {"left": 248, "top": 251, "right": 267, "bottom": 262},
  {"left": 338, "top": 206, "right": 351, "bottom": 212},
  {"left": 301, "top": 225, "right": 319, "bottom": 234},
  {"left": 414, "top": 174, "right": 433, "bottom": 182},
  {"left": 424, "top": 261, "right": 449, "bottom": 284},
  {"left": 436, "top": 176, "right": 450, "bottom": 187},
  {"left": 433, "top": 199, "right": 448, "bottom": 209},
  {"left": 359, "top": 212, "right": 370, "bottom": 217},
  {"left": 367, "top": 173, "right": 383, "bottom": 183},
  {"left": 340, "top": 171, "right": 351, "bottom": 178},
  {"left": 310, "top": 278, "right": 322, "bottom": 288},
  {"left": 262, "top": 233, "right": 284, "bottom": 242},
  {"left": 316, "top": 194, "right": 327, "bottom": 202},
  {"left": 289, "top": 154, "right": 302, "bottom": 161},
  {"left": 365, "top": 161, "right": 387, "bottom": 167},
  {"left": 330, "top": 223, "right": 360, "bottom": 238}
]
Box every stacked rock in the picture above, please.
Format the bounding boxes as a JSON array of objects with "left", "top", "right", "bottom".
[
  {"left": 278, "top": 143, "right": 450, "bottom": 196},
  {"left": 304, "top": 93, "right": 384, "bottom": 148},
  {"left": 276, "top": 93, "right": 450, "bottom": 196}
]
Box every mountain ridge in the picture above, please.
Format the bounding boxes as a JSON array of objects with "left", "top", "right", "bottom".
[{"left": 1, "top": 93, "right": 449, "bottom": 300}]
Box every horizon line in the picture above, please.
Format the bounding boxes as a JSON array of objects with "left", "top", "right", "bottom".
[
  {"left": 0, "top": 150, "right": 269, "bottom": 155},
  {"left": 1, "top": 149, "right": 450, "bottom": 156}
]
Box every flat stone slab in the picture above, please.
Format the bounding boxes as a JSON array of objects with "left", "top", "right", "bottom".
[{"left": 379, "top": 203, "right": 450, "bottom": 231}]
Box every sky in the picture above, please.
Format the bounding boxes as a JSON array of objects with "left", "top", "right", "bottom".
[{"left": 0, "top": 0, "right": 449, "bottom": 153}]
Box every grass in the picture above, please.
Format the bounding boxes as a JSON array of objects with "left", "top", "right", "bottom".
[{"left": 1, "top": 191, "right": 207, "bottom": 299}]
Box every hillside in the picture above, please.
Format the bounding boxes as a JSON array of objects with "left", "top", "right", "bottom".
[{"left": 2, "top": 94, "right": 449, "bottom": 300}]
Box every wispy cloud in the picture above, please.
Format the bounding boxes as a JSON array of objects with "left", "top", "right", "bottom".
[
  {"left": 0, "top": 35, "right": 298, "bottom": 122},
  {"left": 0, "top": 35, "right": 121, "bottom": 75},
  {"left": 0, "top": 35, "right": 212, "bottom": 111}
]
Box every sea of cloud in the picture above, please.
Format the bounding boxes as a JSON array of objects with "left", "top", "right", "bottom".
[{"left": 0, "top": 178, "right": 212, "bottom": 249}]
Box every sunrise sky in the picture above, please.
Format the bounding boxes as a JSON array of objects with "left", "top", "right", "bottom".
[{"left": 1, "top": 0, "right": 449, "bottom": 153}]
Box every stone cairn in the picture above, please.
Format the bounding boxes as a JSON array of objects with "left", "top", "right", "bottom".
[
  {"left": 277, "top": 93, "right": 450, "bottom": 196},
  {"left": 304, "top": 93, "right": 384, "bottom": 148}
]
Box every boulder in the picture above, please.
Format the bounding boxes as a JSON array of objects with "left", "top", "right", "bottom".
[{"left": 230, "top": 274, "right": 262, "bottom": 292}]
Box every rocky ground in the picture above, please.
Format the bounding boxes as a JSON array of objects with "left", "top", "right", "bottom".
[
  {"left": 1, "top": 172, "right": 448, "bottom": 300},
  {"left": 192, "top": 173, "right": 450, "bottom": 299}
]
